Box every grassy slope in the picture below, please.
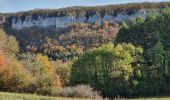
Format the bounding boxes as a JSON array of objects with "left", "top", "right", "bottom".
[{"left": 0, "top": 92, "right": 170, "bottom": 100}]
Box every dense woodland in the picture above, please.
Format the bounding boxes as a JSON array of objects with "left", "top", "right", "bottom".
[{"left": 0, "top": 4, "right": 170, "bottom": 99}]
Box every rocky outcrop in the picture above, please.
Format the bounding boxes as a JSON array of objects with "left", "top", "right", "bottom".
[{"left": 11, "top": 9, "right": 158, "bottom": 29}]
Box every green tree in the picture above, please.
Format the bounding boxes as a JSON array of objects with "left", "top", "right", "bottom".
[
  {"left": 116, "top": 8, "right": 170, "bottom": 96},
  {"left": 71, "top": 43, "right": 143, "bottom": 97},
  {"left": 143, "top": 42, "right": 169, "bottom": 95}
]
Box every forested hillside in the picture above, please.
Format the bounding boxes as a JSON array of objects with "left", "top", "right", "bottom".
[{"left": 0, "top": 2, "right": 170, "bottom": 99}]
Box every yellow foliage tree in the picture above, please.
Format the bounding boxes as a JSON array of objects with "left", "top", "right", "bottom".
[{"left": 36, "top": 54, "right": 53, "bottom": 74}]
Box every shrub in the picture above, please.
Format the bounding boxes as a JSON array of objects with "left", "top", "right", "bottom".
[
  {"left": 36, "top": 75, "right": 55, "bottom": 95},
  {"left": 59, "top": 85, "right": 102, "bottom": 99},
  {"left": 36, "top": 74, "right": 61, "bottom": 96}
]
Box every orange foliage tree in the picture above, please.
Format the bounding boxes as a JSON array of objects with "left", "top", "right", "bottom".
[
  {"left": 0, "top": 50, "right": 5, "bottom": 70},
  {"left": 103, "top": 21, "right": 109, "bottom": 29},
  {"left": 53, "top": 74, "right": 62, "bottom": 90}
]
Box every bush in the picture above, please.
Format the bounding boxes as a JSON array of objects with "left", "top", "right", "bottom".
[
  {"left": 36, "top": 74, "right": 61, "bottom": 96},
  {"left": 36, "top": 75, "right": 55, "bottom": 95},
  {"left": 59, "top": 85, "right": 102, "bottom": 99}
]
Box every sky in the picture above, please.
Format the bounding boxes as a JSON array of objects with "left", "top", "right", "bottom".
[{"left": 0, "top": 0, "right": 169, "bottom": 13}]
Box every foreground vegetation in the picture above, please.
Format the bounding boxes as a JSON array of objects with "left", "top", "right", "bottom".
[{"left": 0, "top": 5, "right": 170, "bottom": 99}]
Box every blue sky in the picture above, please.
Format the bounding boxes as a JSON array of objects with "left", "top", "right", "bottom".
[{"left": 0, "top": 0, "right": 169, "bottom": 13}]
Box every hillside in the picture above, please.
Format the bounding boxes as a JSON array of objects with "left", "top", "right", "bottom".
[{"left": 0, "top": 2, "right": 170, "bottom": 99}]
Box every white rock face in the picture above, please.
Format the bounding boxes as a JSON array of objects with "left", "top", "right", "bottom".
[
  {"left": 11, "top": 9, "right": 157, "bottom": 29},
  {"left": 0, "top": 16, "right": 6, "bottom": 24}
]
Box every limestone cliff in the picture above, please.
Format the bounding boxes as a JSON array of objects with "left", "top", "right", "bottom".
[
  {"left": 0, "top": 2, "right": 169, "bottom": 29},
  {"left": 11, "top": 9, "right": 157, "bottom": 29}
]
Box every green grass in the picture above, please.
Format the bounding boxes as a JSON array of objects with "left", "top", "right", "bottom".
[
  {"left": 0, "top": 92, "right": 170, "bottom": 100},
  {"left": 129, "top": 96, "right": 170, "bottom": 100},
  {"left": 132, "top": 98, "right": 170, "bottom": 100},
  {"left": 0, "top": 92, "right": 94, "bottom": 100}
]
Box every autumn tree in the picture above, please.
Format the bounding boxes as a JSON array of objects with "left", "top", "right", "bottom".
[
  {"left": 103, "top": 21, "right": 109, "bottom": 29},
  {"left": 35, "top": 54, "right": 53, "bottom": 74},
  {"left": 54, "top": 60, "right": 72, "bottom": 86},
  {"left": 0, "top": 50, "right": 4, "bottom": 69}
]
